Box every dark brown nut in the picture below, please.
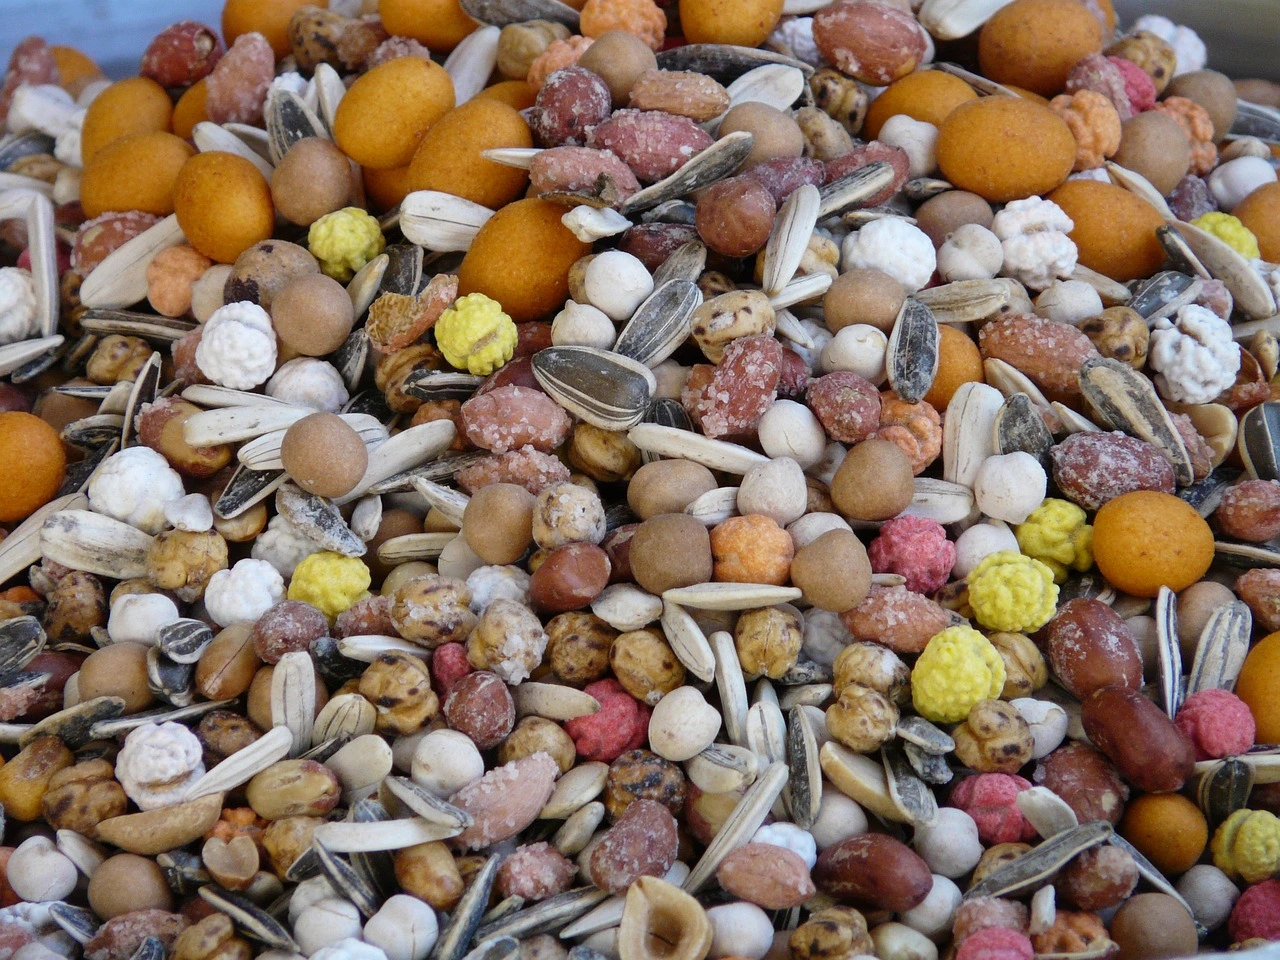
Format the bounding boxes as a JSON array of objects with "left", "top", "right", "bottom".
[
  {"left": 497, "top": 20, "right": 571, "bottom": 80},
  {"left": 250, "top": 600, "right": 328, "bottom": 665},
  {"left": 952, "top": 699, "right": 1035, "bottom": 773},
  {"left": 41, "top": 758, "right": 128, "bottom": 834},
  {"left": 496, "top": 842, "right": 576, "bottom": 901},
  {"left": 529, "top": 543, "right": 611, "bottom": 615},
  {"left": 87, "top": 335, "right": 153, "bottom": 384},
  {"left": 589, "top": 796, "right": 679, "bottom": 893},
  {"left": 141, "top": 19, "right": 223, "bottom": 87},
  {"left": 1042, "top": 598, "right": 1143, "bottom": 700},
  {"left": 735, "top": 606, "right": 803, "bottom": 680},
  {"left": 137, "top": 397, "right": 233, "bottom": 478},
  {"left": 245, "top": 759, "right": 342, "bottom": 820},
  {"left": 287, "top": 5, "right": 351, "bottom": 71},
  {"left": 444, "top": 670, "right": 516, "bottom": 749},
  {"left": 971, "top": 843, "right": 1033, "bottom": 886},
  {"left": 609, "top": 627, "right": 685, "bottom": 705},
  {"left": 789, "top": 906, "right": 874, "bottom": 960},
  {"left": 172, "top": 912, "right": 252, "bottom": 960},
  {"left": 84, "top": 910, "right": 190, "bottom": 960},
  {"left": 694, "top": 176, "right": 776, "bottom": 258},
  {"left": 1081, "top": 686, "right": 1196, "bottom": 793},
  {"left": 1055, "top": 844, "right": 1139, "bottom": 910},
  {"left": 987, "top": 632, "right": 1048, "bottom": 699},
  {"left": 546, "top": 612, "right": 616, "bottom": 686},
  {"left": 812, "top": 0, "right": 927, "bottom": 85},
  {"left": 1237, "top": 569, "right": 1280, "bottom": 632},
  {"left": 1033, "top": 742, "right": 1129, "bottom": 825},
  {"left": 195, "top": 623, "right": 262, "bottom": 701},
  {"left": 717, "top": 842, "right": 816, "bottom": 909},
  {"left": 499, "top": 716, "right": 576, "bottom": 773},
  {"left": 810, "top": 68, "right": 869, "bottom": 135},
  {"left": 468, "top": 599, "right": 550, "bottom": 684},
  {"left": 978, "top": 315, "right": 1100, "bottom": 399},
  {"left": 395, "top": 840, "right": 465, "bottom": 910},
  {"left": 825, "top": 683, "right": 899, "bottom": 753},
  {"left": 1078, "top": 306, "right": 1149, "bottom": 369},
  {"left": 42, "top": 569, "right": 106, "bottom": 643},
  {"left": 587, "top": 108, "right": 715, "bottom": 183},
  {"left": 223, "top": 240, "right": 318, "bottom": 309},
  {"left": 807, "top": 371, "right": 882, "bottom": 444},
  {"left": 567, "top": 422, "right": 643, "bottom": 483},
  {"left": 358, "top": 650, "right": 439, "bottom": 736},
  {"left": 833, "top": 641, "right": 909, "bottom": 702},
  {"left": 391, "top": 575, "right": 478, "bottom": 647},
  {"left": 0, "top": 735, "right": 75, "bottom": 821},
  {"left": 262, "top": 816, "right": 325, "bottom": 875},
  {"left": 1215, "top": 479, "right": 1280, "bottom": 542},
  {"left": 146, "top": 530, "right": 228, "bottom": 602},
  {"left": 813, "top": 834, "right": 933, "bottom": 912},
  {"left": 1049, "top": 431, "right": 1176, "bottom": 510},
  {"left": 196, "top": 709, "right": 262, "bottom": 766},
  {"left": 531, "top": 67, "right": 613, "bottom": 147},
  {"left": 604, "top": 748, "right": 686, "bottom": 819}
]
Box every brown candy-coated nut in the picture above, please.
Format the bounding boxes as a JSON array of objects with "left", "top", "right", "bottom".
[
  {"left": 1108, "top": 893, "right": 1199, "bottom": 960},
  {"left": 1055, "top": 844, "right": 1138, "bottom": 910},
  {"left": 146, "top": 529, "right": 228, "bottom": 602},
  {"left": 499, "top": 716, "right": 576, "bottom": 773},
  {"left": 567, "top": 422, "right": 642, "bottom": 483},
  {"left": 789, "top": 906, "right": 874, "bottom": 960},
  {"left": 87, "top": 334, "right": 153, "bottom": 384},
  {"left": 250, "top": 600, "right": 327, "bottom": 665},
  {"left": 626, "top": 459, "right": 717, "bottom": 519},
  {"left": 195, "top": 623, "right": 262, "bottom": 701},
  {"left": 1078, "top": 306, "right": 1149, "bottom": 369},
  {"left": 952, "top": 699, "right": 1034, "bottom": 773},
  {"left": 245, "top": 759, "right": 342, "bottom": 820},
  {"left": 395, "top": 840, "right": 465, "bottom": 910},
  {"left": 734, "top": 606, "right": 803, "bottom": 680},
  {"left": 988, "top": 631, "right": 1048, "bottom": 699},
  {"left": 463, "top": 483, "right": 535, "bottom": 565},
  {"left": 833, "top": 641, "right": 910, "bottom": 703},
  {"left": 813, "top": 834, "right": 933, "bottom": 911},
  {"left": 262, "top": 816, "right": 325, "bottom": 875},
  {"left": 546, "top": 611, "right": 616, "bottom": 686},
  {"left": 41, "top": 758, "right": 128, "bottom": 834},
  {"left": 88, "top": 852, "right": 174, "bottom": 920},
  {"left": 609, "top": 628, "right": 685, "bottom": 706},
  {"left": 0, "top": 736, "right": 74, "bottom": 821},
  {"left": 604, "top": 748, "right": 686, "bottom": 819},
  {"left": 717, "top": 842, "right": 817, "bottom": 909},
  {"left": 627, "top": 514, "right": 713, "bottom": 596},
  {"left": 42, "top": 569, "right": 107, "bottom": 643},
  {"left": 826, "top": 683, "right": 899, "bottom": 753},
  {"left": 824, "top": 268, "right": 907, "bottom": 334},
  {"left": 196, "top": 709, "right": 262, "bottom": 766},
  {"left": 1034, "top": 741, "right": 1129, "bottom": 825},
  {"left": 1043, "top": 598, "right": 1143, "bottom": 700},
  {"left": 443, "top": 670, "right": 515, "bottom": 749},
  {"left": 529, "top": 542, "right": 611, "bottom": 614},
  {"left": 79, "top": 641, "right": 154, "bottom": 714},
  {"left": 831, "top": 438, "right": 913, "bottom": 521},
  {"left": 358, "top": 651, "right": 439, "bottom": 736},
  {"left": 589, "top": 796, "right": 679, "bottom": 893},
  {"left": 1081, "top": 686, "right": 1195, "bottom": 793},
  {"left": 790, "top": 529, "right": 871, "bottom": 613},
  {"left": 391, "top": 575, "right": 477, "bottom": 647}
]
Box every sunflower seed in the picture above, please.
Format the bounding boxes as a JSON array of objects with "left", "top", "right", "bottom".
[
  {"left": 21, "top": 696, "right": 126, "bottom": 749},
  {"left": 685, "top": 745, "right": 758, "bottom": 796},
  {"left": 532, "top": 346, "right": 655, "bottom": 430},
  {"left": 931, "top": 61, "right": 1020, "bottom": 97},
  {"left": 0, "top": 189, "right": 57, "bottom": 336},
  {"left": 312, "top": 841, "right": 382, "bottom": 918},
  {"left": 964, "top": 821, "right": 1112, "bottom": 900},
  {"left": 460, "top": 0, "right": 579, "bottom": 27},
  {"left": 746, "top": 699, "right": 787, "bottom": 769},
  {"left": 684, "top": 761, "right": 788, "bottom": 894},
  {"left": 918, "top": 0, "right": 1017, "bottom": 40},
  {"left": 897, "top": 715, "right": 955, "bottom": 754},
  {"left": 383, "top": 775, "right": 474, "bottom": 828},
  {"left": 401, "top": 190, "right": 494, "bottom": 252},
  {"left": 659, "top": 601, "right": 716, "bottom": 682},
  {"left": 1195, "top": 757, "right": 1253, "bottom": 826},
  {"left": 432, "top": 853, "right": 500, "bottom": 960},
  {"left": 914, "top": 278, "right": 1011, "bottom": 323},
  {"left": 1187, "top": 599, "right": 1252, "bottom": 695},
  {"left": 275, "top": 486, "right": 366, "bottom": 556},
  {"left": 126, "top": 936, "right": 165, "bottom": 960},
  {"left": 183, "top": 404, "right": 310, "bottom": 446},
  {"left": 612, "top": 280, "right": 702, "bottom": 368},
  {"left": 445, "top": 24, "right": 501, "bottom": 104},
  {"left": 200, "top": 885, "right": 300, "bottom": 950},
  {"left": 1103, "top": 162, "right": 1175, "bottom": 221},
  {"left": 335, "top": 419, "right": 458, "bottom": 505},
  {"left": 819, "top": 741, "right": 902, "bottom": 822},
  {"left": 620, "top": 132, "right": 754, "bottom": 215},
  {"left": 1128, "top": 271, "right": 1199, "bottom": 320},
  {"left": 705, "top": 630, "right": 750, "bottom": 749},
  {"left": 377, "top": 533, "right": 458, "bottom": 565},
  {"left": 786, "top": 706, "right": 822, "bottom": 828},
  {"left": 1052, "top": 401, "right": 1102, "bottom": 435},
  {"left": 146, "top": 646, "right": 195, "bottom": 706},
  {"left": 270, "top": 651, "right": 316, "bottom": 756},
  {"left": 314, "top": 817, "right": 460, "bottom": 853},
  {"left": 760, "top": 184, "right": 821, "bottom": 297},
  {"left": 0, "top": 335, "right": 64, "bottom": 378},
  {"left": 903, "top": 742, "right": 952, "bottom": 784},
  {"left": 662, "top": 583, "right": 802, "bottom": 610},
  {"left": 984, "top": 357, "right": 1060, "bottom": 432},
  {"left": 683, "top": 486, "right": 739, "bottom": 526},
  {"left": 1153, "top": 586, "right": 1183, "bottom": 719},
  {"left": 265, "top": 88, "right": 327, "bottom": 165},
  {"left": 906, "top": 477, "right": 976, "bottom": 525},
  {"left": 61, "top": 414, "right": 125, "bottom": 449},
  {"left": 0, "top": 493, "right": 84, "bottom": 584},
  {"left": 1174, "top": 220, "right": 1276, "bottom": 319},
  {"left": 994, "top": 393, "right": 1054, "bottom": 463},
  {"left": 39, "top": 509, "right": 153, "bottom": 579},
  {"left": 651, "top": 240, "right": 708, "bottom": 286},
  {"left": 0, "top": 130, "right": 55, "bottom": 168},
  {"left": 1215, "top": 540, "right": 1280, "bottom": 568},
  {"left": 87, "top": 699, "right": 232, "bottom": 741},
  {"left": 942, "top": 382, "right": 1003, "bottom": 488},
  {"left": 1015, "top": 785, "right": 1079, "bottom": 839},
  {"left": 656, "top": 44, "right": 814, "bottom": 82},
  {"left": 1078, "top": 357, "right": 1194, "bottom": 486},
  {"left": 817, "top": 161, "right": 895, "bottom": 218},
  {"left": 214, "top": 465, "right": 287, "bottom": 519},
  {"left": 883, "top": 746, "right": 938, "bottom": 827},
  {"left": 311, "top": 692, "right": 377, "bottom": 746},
  {"left": 184, "top": 726, "right": 294, "bottom": 801},
  {"left": 49, "top": 902, "right": 100, "bottom": 944},
  {"left": 312, "top": 61, "right": 345, "bottom": 132},
  {"left": 627, "top": 424, "right": 768, "bottom": 473},
  {"left": 193, "top": 121, "right": 274, "bottom": 178},
  {"left": 0, "top": 617, "right": 45, "bottom": 683},
  {"left": 408, "top": 477, "right": 470, "bottom": 528},
  {"left": 725, "top": 63, "right": 807, "bottom": 113},
  {"left": 1239, "top": 401, "right": 1280, "bottom": 482}
]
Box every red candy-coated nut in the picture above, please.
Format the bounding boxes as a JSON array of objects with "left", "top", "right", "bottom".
[
  {"left": 955, "top": 927, "right": 1035, "bottom": 960},
  {"left": 71, "top": 211, "right": 162, "bottom": 275},
  {"left": 564, "top": 678, "right": 650, "bottom": 761},
  {"left": 443, "top": 670, "right": 515, "bottom": 749},
  {"left": 806, "top": 371, "right": 882, "bottom": 443},
  {"left": 141, "top": 20, "right": 223, "bottom": 88},
  {"left": 948, "top": 773, "right": 1037, "bottom": 845},
  {"left": 530, "top": 67, "right": 613, "bottom": 148},
  {"left": 684, "top": 334, "right": 782, "bottom": 439},
  {"left": 1174, "top": 688, "right": 1256, "bottom": 761},
  {"left": 1215, "top": 480, "right": 1280, "bottom": 543},
  {"left": 1229, "top": 879, "right": 1280, "bottom": 944},
  {"left": 867, "top": 515, "right": 956, "bottom": 595},
  {"left": 529, "top": 542, "right": 611, "bottom": 614},
  {"left": 432, "top": 642, "right": 474, "bottom": 698}
]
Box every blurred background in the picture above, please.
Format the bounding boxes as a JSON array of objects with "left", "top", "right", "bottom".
[{"left": 0, "top": 0, "right": 1276, "bottom": 81}]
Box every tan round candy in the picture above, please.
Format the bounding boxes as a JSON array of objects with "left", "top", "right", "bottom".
[
  {"left": 78, "top": 641, "right": 153, "bottom": 713},
  {"left": 790, "top": 529, "right": 871, "bottom": 612},
  {"left": 1109, "top": 893, "right": 1198, "bottom": 960},
  {"left": 824, "top": 268, "right": 906, "bottom": 333},
  {"left": 88, "top": 853, "right": 174, "bottom": 919},
  {"left": 1175, "top": 579, "right": 1236, "bottom": 661},
  {"left": 831, "top": 439, "right": 914, "bottom": 521},
  {"left": 271, "top": 137, "right": 355, "bottom": 226},
  {"left": 1112, "top": 111, "right": 1191, "bottom": 195},
  {"left": 718, "top": 102, "right": 804, "bottom": 169},
  {"left": 463, "top": 483, "right": 535, "bottom": 565},
  {"left": 271, "top": 274, "right": 356, "bottom": 357},
  {"left": 914, "top": 190, "right": 995, "bottom": 247},
  {"left": 281, "top": 413, "right": 369, "bottom": 498},
  {"left": 576, "top": 30, "right": 658, "bottom": 107},
  {"left": 626, "top": 459, "right": 718, "bottom": 519},
  {"left": 629, "top": 513, "right": 713, "bottom": 595}
]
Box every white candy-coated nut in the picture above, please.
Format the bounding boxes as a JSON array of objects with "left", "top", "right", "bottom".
[
  {"left": 820, "top": 323, "right": 888, "bottom": 382},
  {"left": 651, "top": 359, "right": 690, "bottom": 400},
  {"left": 841, "top": 219, "right": 936, "bottom": 293},
  {"left": 911, "top": 807, "right": 982, "bottom": 879},
  {"left": 466, "top": 564, "right": 531, "bottom": 615},
  {"left": 872, "top": 922, "right": 939, "bottom": 960},
  {"left": 788, "top": 512, "right": 853, "bottom": 551},
  {"left": 0, "top": 267, "right": 39, "bottom": 347},
  {"left": 936, "top": 224, "right": 1002, "bottom": 282},
  {"left": 878, "top": 115, "right": 938, "bottom": 178},
  {"left": 196, "top": 301, "right": 278, "bottom": 390},
  {"left": 115, "top": 721, "right": 206, "bottom": 811},
  {"left": 973, "top": 452, "right": 1047, "bottom": 525},
  {"left": 707, "top": 902, "right": 774, "bottom": 960},
  {"left": 649, "top": 686, "right": 721, "bottom": 761},
  {"left": 6, "top": 837, "right": 77, "bottom": 903},
  {"left": 737, "top": 456, "right": 808, "bottom": 527},
  {"left": 899, "top": 874, "right": 962, "bottom": 941},
  {"left": 411, "top": 729, "right": 485, "bottom": 797},
  {"left": 993, "top": 196, "right": 1077, "bottom": 291},
  {"left": 251, "top": 513, "right": 325, "bottom": 579},
  {"left": 265, "top": 357, "right": 349, "bottom": 412},
  {"left": 583, "top": 250, "right": 654, "bottom": 322},
  {"left": 204, "top": 558, "right": 285, "bottom": 627},
  {"left": 592, "top": 583, "right": 662, "bottom": 632},
  {"left": 1033, "top": 280, "right": 1102, "bottom": 326},
  {"left": 88, "top": 446, "right": 186, "bottom": 535},
  {"left": 163, "top": 493, "right": 214, "bottom": 532},
  {"left": 107, "top": 592, "right": 179, "bottom": 646},
  {"left": 1175, "top": 864, "right": 1239, "bottom": 931},
  {"left": 191, "top": 264, "right": 233, "bottom": 323},
  {"left": 363, "top": 894, "right": 440, "bottom": 960},
  {"left": 758, "top": 400, "right": 827, "bottom": 469},
  {"left": 752, "top": 821, "right": 818, "bottom": 869},
  {"left": 801, "top": 608, "right": 852, "bottom": 669},
  {"left": 296, "top": 896, "right": 365, "bottom": 956},
  {"left": 289, "top": 875, "right": 340, "bottom": 925},
  {"left": 1010, "top": 697, "right": 1068, "bottom": 759},
  {"left": 810, "top": 783, "right": 868, "bottom": 849},
  {"left": 552, "top": 300, "right": 616, "bottom": 350},
  {"left": 952, "top": 521, "right": 1019, "bottom": 579}
]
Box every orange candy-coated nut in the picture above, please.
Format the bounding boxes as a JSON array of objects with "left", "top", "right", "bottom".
[
  {"left": 1234, "top": 182, "right": 1280, "bottom": 263},
  {"left": 924, "top": 324, "right": 985, "bottom": 411},
  {"left": 1047, "top": 180, "right": 1166, "bottom": 282},
  {"left": 407, "top": 99, "right": 533, "bottom": 208},
  {"left": 1091, "top": 491, "right": 1214, "bottom": 598},
  {"left": 0, "top": 413, "right": 66, "bottom": 523},
  {"left": 172, "top": 78, "right": 210, "bottom": 140},
  {"left": 679, "top": 0, "right": 784, "bottom": 47},
  {"left": 580, "top": 0, "right": 668, "bottom": 51},
  {"left": 334, "top": 56, "right": 456, "bottom": 170},
  {"left": 174, "top": 152, "right": 275, "bottom": 264},
  {"left": 222, "top": 0, "right": 320, "bottom": 58},
  {"left": 710, "top": 514, "right": 794, "bottom": 586},
  {"left": 527, "top": 36, "right": 594, "bottom": 91},
  {"left": 1236, "top": 632, "right": 1280, "bottom": 744},
  {"left": 79, "top": 77, "right": 173, "bottom": 166},
  {"left": 80, "top": 132, "right": 195, "bottom": 219},
  {"left": 457, "top": 198, "right": 591, "bottom": 322},
  {"left": 978, "top": 0, "right": 1104, "bottom": 97},
  {"left": 936, "top": 97, "right": 1075, "bottom": 203},
  {"left": 1118, "top": 793, "right": 1207, "bottom": 876},
  {"left": 863, "top": 70, "right": 978, "bottom": 140},
  {"left": 378, "top": 0, "right": 480, "bottom": 52}
]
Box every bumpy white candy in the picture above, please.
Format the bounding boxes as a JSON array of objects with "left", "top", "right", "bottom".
[{"left": 88, "top": 446, "right": 185, "bottom": 535}]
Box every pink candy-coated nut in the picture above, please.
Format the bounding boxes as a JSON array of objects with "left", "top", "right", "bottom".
[
  {"left": 954, "top": 899, "right": 1032, "bottom": 946},
  {"left": 1229, "top": 879, "right": 1280, "bottom": 944},
  {"left": 824, "top": 142, "right": 910, "bottom": 205},
  {"left": 564, "top": 678, "right": 650, "bottom": 762},
  {"left": 812, "top": 0, "right": 927, "bottom": 86},
  {"left": 456, "top": 447, "right": 572, "bottom": 495},
  {"left": 1107, "top": 56, "right": 1157, "bottom": 113},
  {"left": 529, "top": 146, "right": 642, "bottom": 201},
  {"left": 1174, "top": 689, "right": 1256, "bottom": 762},
  {"left": 587, "top": 108, "right": 714, "bottom": 183},
  {"left": 806, "top": 371, "right": 882, "bottom": 444},
  {"left": 840, "top": 584, "right": 951, "bottom": 655},
  {"left": 954, "top": 926, "right": 1035, "bottom": 960},
  {"left": 0, "top": 37, "right": 58, "bottom": 127},
  {"left": 71, "top": 211, "right": 162, "bottom": 276},
  {"left": 685, "top": 334, "right": 782, "bottom": 439},
  {"left": 140, "top": 20, "right": 223, "bottom": 87},
  {"left": 948, "top": 773, "right": 1037, "bottom": 845},
  {"left": 867, "top": 515, "right": 956, "bottom": 595},
  {"left": 744, "top": 157, "right": 828, "bottom": 205},
  {"left": 205, "top": 32, "right": 274, "bottom": 125},
  {"left": 431, "top": 643, "right": 475, "bottom": 698},
  {"left": 1065, "top": 54, "right": 1134, "bottom": 121},
  {"left": 461, "top": 386, "right": 573, "bottom": 454},
  {"left": 496, "top": 842, "right": 577, "bottom": 900},
  {"left": 530, "top": 67, "right": 614, "bottom": 147}
]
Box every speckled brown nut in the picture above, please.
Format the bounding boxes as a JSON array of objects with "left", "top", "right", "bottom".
[
  {"left": 262, "top": 815, "right": 325, "bottom": 875},
  {"left": 831, "top": 438, "right": 914, "bottom": 521},
  {"left": 609, "top": 627, "right": 685, "bottom": 705},
  {"left": 499, "top": 716, "right": 576, "bottom": 773},
  {"left": 41, "top": 757, "right": 128, "bottom": 834},
  {"left": 42, "top": 569, "right": 107, "bottom": 643},
  {"left": 197, "top": 709, "right": 262, "bottom": 765},
  {"left": 245, "top": 759, "right": 342, "bottom": 820},
  {"left": 833, "top": 641, "right": 910, "bottom": 702},
  {"left": 195, "top": 623, "right": 262, "bottom": 700},
  {"left": 222, "top": 240, "right": 319, "bottom": 308},
  {"left": 395, "top": 840, "right": 465, "bottom": 911},
  {"left": 790, "top": 529, "right": 871, "bottom": 612},
  {"left": 78, "top": 641, "right": 154, "bottom": 714},
  {"left": 825, "top": 683, "right": 899, "bottom": 753},
  {"left": 989, "top": 631, "right": 1048, "bottom": 698},
  {"left": 1078, "top": 306, "right": 1148, "bottom": 369},
  {"left": 89, "top": 853, "right": 174, "bottom": 919},
  {"left": 87, "top": 334, "right": 152, "bottom": 384},
  {"left": 603, "top": 749, "right": 687, "bottom": 820},
  {"left": 390, "top": 575, "right": 477, "bottom": 647},
  {"left": 626, "top": 459, "right": 718, "bottom": 519},
  {"left": 567, "top": 422, "right": 643, "bottom": 483},
  {"left": 358, "top": 650, "right": 439, "bottom": 735},
  {"left": 952, "top": 699, "right": 1034, "bottom": 773},
  {"left": 547, "top": 611, "right": 617, "bottom": 686},
  {"left": 735, "top": 606, "right": 803, "bottom": 679},
  {"left": 0, "top": 735, "right": 74, "bottom": 821},
  {"left": 146, "top": 529, "right": 229, "bottom": 602},
  {"left": 789, "top": 906, "right": 874, "bottom": 960},
  {"left": 628, "top": 514, "right": 713, "bottom": 596}
]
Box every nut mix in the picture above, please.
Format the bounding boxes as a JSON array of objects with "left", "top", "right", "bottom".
[{"left": 1, "top": 1, "right": 1280, "bottom": 958}]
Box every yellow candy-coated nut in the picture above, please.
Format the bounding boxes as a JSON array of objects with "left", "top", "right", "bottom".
[
  {"left": 435, "top": 293, "right": 518, "bottom": 375},
  {"left": 1190, "top": 211, "right": 1261, "bottom": 259},
  {"left": 287, "top": 552, "right": 372, "bottom": 621},
  {"left": 1014, "top": 498, "right": 1093, "bottom": 583},
  {"left": 911, "top": 625, "right": 1006, "bottom": 724},
  {"left": 307, "top": 207, "right": 387, "bottom": 281},
  {"left": 967, "top": 550, "right": 1058, "bottom": 633},
  {"left": 1211, "top": 808, "right": 1280, "bottom": 884}
]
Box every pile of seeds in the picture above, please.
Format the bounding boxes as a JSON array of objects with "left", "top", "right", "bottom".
[{"left": 1, "top": 0, "right": 1280, "bottom": 959}]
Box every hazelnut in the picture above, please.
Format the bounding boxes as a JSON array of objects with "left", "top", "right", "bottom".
[
  {"left": 825, "top": 683, "right": 899, "bottom": 753},
  {"left": 952, "top": 699, "right": 1034, "bottom": 773}
]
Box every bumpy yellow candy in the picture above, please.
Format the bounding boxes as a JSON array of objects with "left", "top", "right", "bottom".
[
  {"left": 1190, "top": 211, "right": 1261, "bottom": 259},
  {"left": 1015, "top": 498, "right": 1093, "bottom": 583},
  {"left": 911, "top": 625, "right": 1006, "bottom": 724},
  {"left": 308, "top": 206, "right": 387, "bottom": 280},
  {"left": 287, "top": 551, "right": 371, "bottom": 620},
  {"left": 967, "top": 550, "right": 1058, "bottom": 633},
  {"left": 434, "top": 292, "right": 518, "bottom": 375},
  {"left": 1212, "top": 808, "right": 1280, "bottom": 884}
]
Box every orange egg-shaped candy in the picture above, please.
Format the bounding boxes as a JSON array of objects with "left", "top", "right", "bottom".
[
  {"left": 1091, "top": 491, "right": 1214, "bottom": 598},
  {"left": 334, "top": 57, "right": 456, "bottom": 170},
  {"left": 474, "top": 80, "right": 538, "bottom": 111},
  {"left": 1236, "top": 631, "right": 1280, "bottom": 744},
  {"left": 679, "top": 0, "right": 784, "bottom": 46},
  {"left": 1047, "top": 180, "right": 1166, "bottom": 282},
  {"left": 1233, "top": 181, "right": 1280, "bottom": 263},
  {"left": 408, "top": 99, "right": 533, "bottom": 208},
  {"left": 223, "top": 0, "right": 321, "bottom": 58},
  {"left": 978, "top": 0, "right": 1104, "bottom": 97},
  {"left": 458, "top": 198, "right": 592, "bottom": 322},
  {"left": 378, "top": 0, "right": 480, "bottom": 52},
  {"left": 80, "top": 132, "right": 196, "bottom": 219},
  {"left": 50, "top": 46, "right": 103, "bottom": 94},
  {"left": 174, "top": 152, "right": 275, "bottom": 264},
  {"left": 172, "top": 79, "right": 210, "bottom": 140},
  {"left": 0, "top": 413, "right": 66, "bottom": 523},
  {"left": 863, "top": 70, "right": 978, "bottom": 140},
  {"left": 363, "top": 165, "right": 415, "bottom": 213},
  {"left": 79, "top": 77, "right": 173, "bottom": 166},
  {"left": 936, "top": 97, "right": 1075, "bottom": 203}
]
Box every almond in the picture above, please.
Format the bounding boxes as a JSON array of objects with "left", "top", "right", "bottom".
[{"left": 716, "top": 842, "right": 816, "bottom": 909}]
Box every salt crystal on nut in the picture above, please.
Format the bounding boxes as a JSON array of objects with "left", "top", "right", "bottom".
[
  {"left": 974, "top": 452, "right": 1048, "bottom": 525},
  {"left": 752, "top": 821, "right": 818, "bottom": 869},
  {"left": 107, "top": 592, "right": 179, "bottom": 646},
  {"left": 115, "top": 720, "right": 206, "bottom": 811}
]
